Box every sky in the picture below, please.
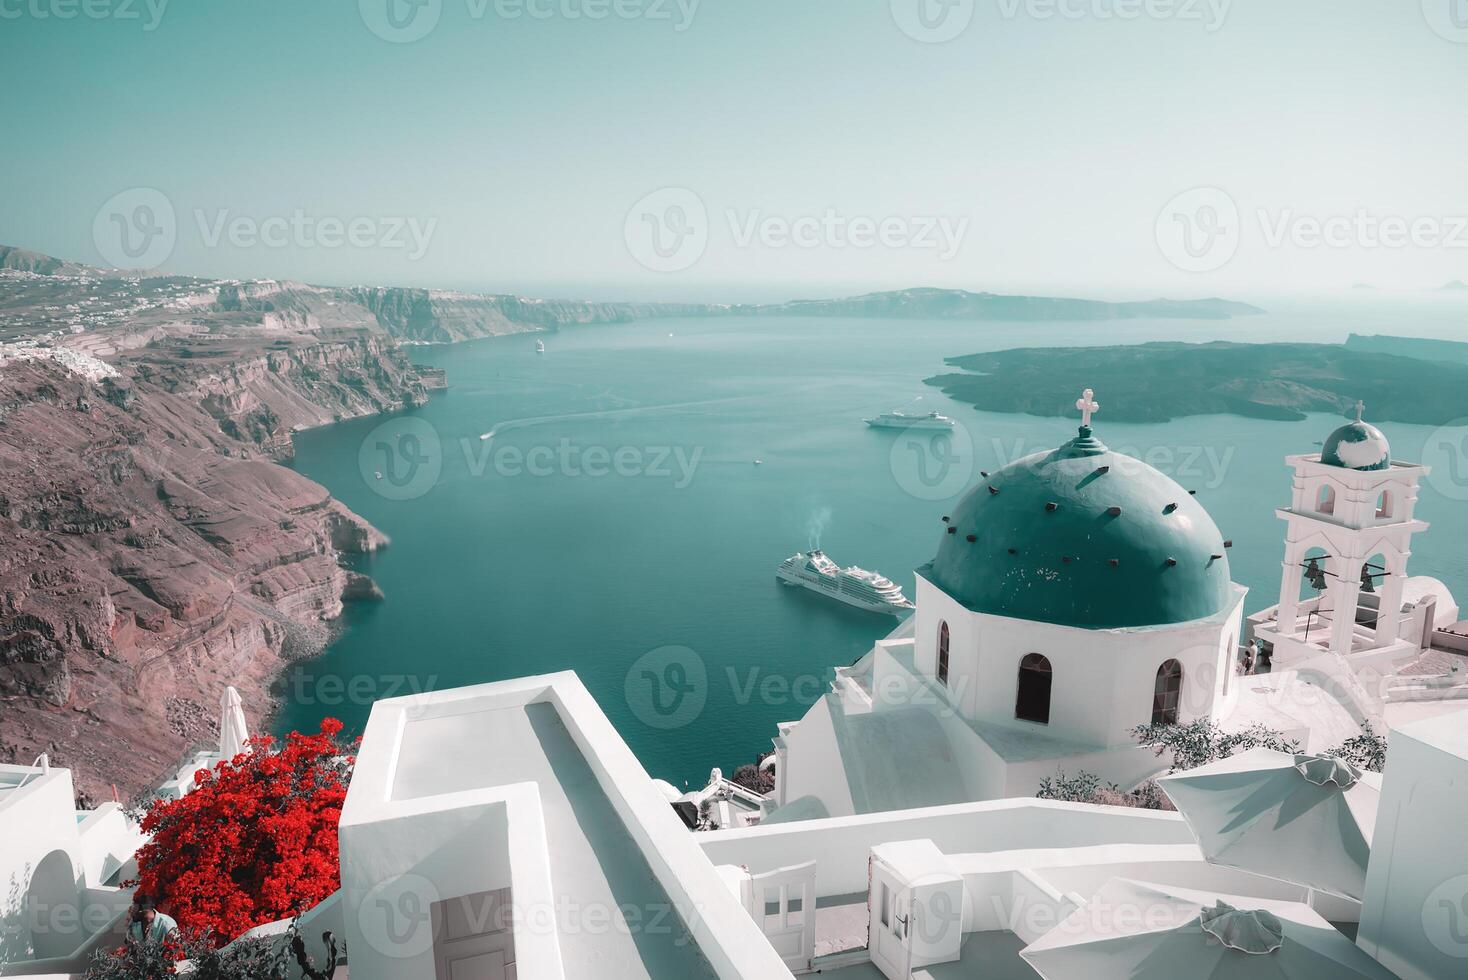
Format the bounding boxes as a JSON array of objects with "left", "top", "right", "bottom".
[{"left": 2, "top": 0, "right": 1467, "bottom": 302}]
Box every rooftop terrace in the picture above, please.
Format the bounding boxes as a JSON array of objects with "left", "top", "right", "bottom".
[{"left": 390, "top": 701, "right": 715, "bottom": 978}]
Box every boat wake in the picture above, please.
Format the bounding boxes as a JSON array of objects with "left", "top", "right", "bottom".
[{"left": 479, "top": 393, "right": 765, "bottom": 444}]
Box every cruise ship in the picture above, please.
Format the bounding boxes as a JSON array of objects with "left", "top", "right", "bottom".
[
  {"left": 776, "top": 550, "right": 915, "bottom": 616},
  {"left": 863, "top": 410, "right": 955, "bottom": 431}
]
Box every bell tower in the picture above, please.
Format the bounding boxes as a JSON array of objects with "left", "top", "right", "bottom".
[{"left": 1265, "top": 404, "right": 1430, "bottom": 661}]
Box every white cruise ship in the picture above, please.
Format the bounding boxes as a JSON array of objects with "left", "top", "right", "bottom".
[
  {"left": 863, "top": 410, "right": 954, "bottom": 431},
  {"left": 776, "top": 550, "right": 915, "bottom": 616}
]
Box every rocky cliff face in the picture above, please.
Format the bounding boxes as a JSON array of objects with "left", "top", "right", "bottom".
[
  {"left": 0, "top": 275, "right": 427, "bottom": 799},
  {"left": 343, "top": 287, "right": 721, "bottom": 344}
]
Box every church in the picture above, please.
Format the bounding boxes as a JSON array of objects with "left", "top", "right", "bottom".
[{"left": 768, "top": 392, "right": 1460, "bottom": 820}]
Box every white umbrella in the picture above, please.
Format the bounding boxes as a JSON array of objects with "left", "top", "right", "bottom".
[
  {"left": 1156, "top": 748, "right": 1378, "bottom": 901},
  {"left": 218, "top": 686, "right": 251, "bottom": 759},
  {"left": 1021, "top": 878, "right": 1397, "bottom": 980}
]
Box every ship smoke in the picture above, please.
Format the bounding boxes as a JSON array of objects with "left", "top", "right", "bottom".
[{"left": 806, "top": 506, "right": 832, "bottom": 551}]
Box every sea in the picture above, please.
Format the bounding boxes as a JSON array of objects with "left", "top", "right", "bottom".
[{"left": 274, "top": 295, "right": 1468, "bottom": 789}]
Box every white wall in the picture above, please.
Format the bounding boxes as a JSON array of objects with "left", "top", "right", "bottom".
[
  {"left": 1357, "top": 708, "right": 1468, "bottom": 980},
  {"left": 773, "top": 696, "right": 857, "bottom": 818},
  {"left": 0, "top": 769, "right": 85, "bottom": 963},
  {"left": 340, "top": 797, "right": 518, "bottom": 980},
  {"left": 915, "top": 593, "right": 1243, "bottom": 751},
  {"left": 699, "top": 799, "right": 1195, "bottom": 899}
]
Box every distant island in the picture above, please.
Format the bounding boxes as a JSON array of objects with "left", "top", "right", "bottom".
[
  {"left": 1346, "top": 333, "right": 1468, "bottom": 366},
  {"left": 2, "top": 245, "right": 1268, "bottom": 348},
  {"left": 927, "top": 340, "right": 1468, "bottom": 424},
  {"left": 728, "top": 288, "right": 1265, "bottom": 322}
]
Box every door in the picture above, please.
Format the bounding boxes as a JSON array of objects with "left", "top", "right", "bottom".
[
  {"left": 1421, "top": 595, "right": 1439, "bottom": 650},
  {"left": 867, "top": 856, "right": 911, "bottom": 980},
  {"left": 742, "top": 860, "right": 817, "bottom": 973},
  {"left": 432, "top": 888, "right": 516, "bottom": 980}
]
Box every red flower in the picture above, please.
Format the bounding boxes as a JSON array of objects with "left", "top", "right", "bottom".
[{"left": 130, "top": 719, "right": 352, "bottom": 946}]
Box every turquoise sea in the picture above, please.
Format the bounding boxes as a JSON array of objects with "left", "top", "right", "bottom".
[{"left": 276, "top": 298, "right": 1468, "bottom": 788}]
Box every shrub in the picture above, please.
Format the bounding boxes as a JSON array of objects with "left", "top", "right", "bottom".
[
  {"left": 85, "top": 934, "right": 276, "bottom": 980},
  {"left": 129, "top": 720, "right": 352, "bottom": 946},
  {"left": 1325, "top": 722, "right": 1388, "bottom": 773},
  {"left": 1131, "top": 719, "right": 1300, "bottom": 774},
  {"left": 1038, "top": 772, "right": 1176, "bottom": 811},
  {"left": 1036, "top": 770, "right": 1103, "bottom": 804},
  {"left": 84, "top": 923, "right": 341, "bottom": 980},
  {"left": 731, "top": 762, "right": 775, "bottom": 795}
]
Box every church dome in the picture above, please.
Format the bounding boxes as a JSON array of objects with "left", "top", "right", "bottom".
[
  {"left": 924, "top": 424, "right": 1234, "bottom": 629},
  {"left": 1321, "top": 411, "right": 1390, "bottom": 472}
]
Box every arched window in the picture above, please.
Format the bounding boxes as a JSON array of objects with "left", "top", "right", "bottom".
[
  {"left": 1376, "top": 490, "right": 1393, "bottom": 519},
  {"left": 1015, "top": 654, "right": 1052, "bottom": 724},
  {"left": 936, "top": 621, "right": 950, "bottom": 686},
  {"left": 1152, "top": 659, "right": 1183, "bottom": 726},
  {"left": 1316, "top": 484, "right": 1336, "bottom": 515}
]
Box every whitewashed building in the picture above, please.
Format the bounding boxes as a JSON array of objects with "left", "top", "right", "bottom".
[
  {"left": 0, "top": 759, "right": 143, "bottom": 972},
  {"left": 774, "top": 399, "right": 1252, "bottom": 816}
]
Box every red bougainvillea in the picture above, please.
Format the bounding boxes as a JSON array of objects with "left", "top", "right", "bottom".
[{"left": 131, "top": 719, "right": 353, "bottom": 945}]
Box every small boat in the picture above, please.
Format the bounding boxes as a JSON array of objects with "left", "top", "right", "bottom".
[
  {"left": 535, "top": 339, "right": 546, "bottom": 353},
  {"left": 753, "top": 459, "right": 763, "bottom": 466}
]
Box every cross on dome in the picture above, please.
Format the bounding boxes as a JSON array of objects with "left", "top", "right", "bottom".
[
  {"left": 1076, "top": 388, "right": 1100, "bottom": 428},
  {"left": 1355, "top": 400, "right": 1366, "bottom": 422}
]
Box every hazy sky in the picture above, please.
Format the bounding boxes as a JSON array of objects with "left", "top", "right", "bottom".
[{"left": 3, "top": 1, "right": 1466, "bottom": 301}]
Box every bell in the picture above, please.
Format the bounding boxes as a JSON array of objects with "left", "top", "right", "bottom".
[
  {"left": 1360, "top": 566, "right": 1376, "bottom": 593},
  {"left": 1304, "top": 558, "right": 1328, "bottom": 592}
]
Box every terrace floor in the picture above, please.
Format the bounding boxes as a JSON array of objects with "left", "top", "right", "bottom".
[
  {"left": 819, "top": 931, "right": 1040, "bottom": 979},
  {"left": 391, "top": 701, "right": 716, "bottom": 980}
]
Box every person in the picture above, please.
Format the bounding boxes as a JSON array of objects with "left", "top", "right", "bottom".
[
  {"left": 127, "top": 894, "right": 179, "bottom": 946},
  {"left": 1255, "top": 643, "right": 1274, "bottom": 675},
  {"left": 1236, "top": 640, "right": 1253, "bottom": 676}
]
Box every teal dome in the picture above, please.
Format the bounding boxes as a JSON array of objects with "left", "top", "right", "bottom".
[
  {"left": 923, "top": 426, "right": 1234, "bottom": 629},
  {"left": 1321, "top": 420, "right": 1390, "bottom": 471}
]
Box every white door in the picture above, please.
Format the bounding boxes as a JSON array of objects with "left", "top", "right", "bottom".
[
  {"left": 742, "top": 860, "right": 817, "bottom": 973},
  {"left": 433, "top": 888, "right": 516, "bottom": 980},
  {"left": 868, "top": 856, "right": 911, "bottom": 980}
]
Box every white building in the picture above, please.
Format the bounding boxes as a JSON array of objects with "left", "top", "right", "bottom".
[
  {"left": 1251, "top": 405, "right": 1439, "bottom": 662},
  {"left": 8, "top": 670, "right": 1466, "bottom": 979},
  {"left": 1247, "top": 407, "right": 1466, "bottom": 731},
  {"left": 1358, "top": 708, "right": 1468, "bottom": 980},
  {"left": 0, "top": 759, "right": 143, "bottom": 973},
  {"left": 333, "top": 671, "right": 1460, "bottom": 979},
  {"left": 774, "top": 401, "right": 1251, "bottom": 816}
]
